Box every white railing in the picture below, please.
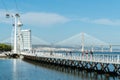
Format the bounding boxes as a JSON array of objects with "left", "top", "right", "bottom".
[{"left": 21, "top": 51, "right": 120, "bottom": 64}]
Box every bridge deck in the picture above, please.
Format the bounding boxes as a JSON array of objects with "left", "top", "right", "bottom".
[{"left": 21, "top": 52, "right": 120, "bottom": 65}]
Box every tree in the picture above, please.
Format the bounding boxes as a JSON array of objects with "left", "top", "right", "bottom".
[{"left": 0, "top": 43, "right": 12, "bottom": 52}]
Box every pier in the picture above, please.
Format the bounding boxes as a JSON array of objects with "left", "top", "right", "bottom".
[{"left": 21, "top": 51, "right": 120, "bottom": 76}]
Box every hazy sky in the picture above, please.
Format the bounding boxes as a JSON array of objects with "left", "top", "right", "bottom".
[{"left": 0, "top": 0, "right": 120, "bottom": 44}]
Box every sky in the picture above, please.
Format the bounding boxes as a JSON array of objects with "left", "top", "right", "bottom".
[{"left": 0, "top": 0, "right": 120, "bottom": 44}]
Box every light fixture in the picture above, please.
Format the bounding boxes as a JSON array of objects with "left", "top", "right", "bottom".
[{"left": 17, "top": 18, "right": 23, "bottom": 26}]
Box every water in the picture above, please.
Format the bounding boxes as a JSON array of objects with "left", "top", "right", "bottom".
[{"left": 0, "top": 58, "right": 120, "bottom": 80}]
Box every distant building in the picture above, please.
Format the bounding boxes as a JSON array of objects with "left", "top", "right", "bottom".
[{"left": 21, "top": 29, "right": 32, "bottom": 50}]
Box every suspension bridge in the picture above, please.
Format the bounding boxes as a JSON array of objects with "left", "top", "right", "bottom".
[{"left": 1, "top": 32, "right": 120, "bottom": 52}]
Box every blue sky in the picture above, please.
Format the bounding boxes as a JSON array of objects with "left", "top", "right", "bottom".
[{"left": 0, "top": 0, "right": 120, "bottom": 44}]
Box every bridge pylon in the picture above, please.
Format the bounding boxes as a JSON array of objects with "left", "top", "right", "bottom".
[{"left": 81, "top": 32, "right": 84, "bottom": 52}]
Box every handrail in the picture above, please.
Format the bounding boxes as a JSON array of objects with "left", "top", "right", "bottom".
[{"left": 21, "top": 51, "right": 120, "bottom": 64}]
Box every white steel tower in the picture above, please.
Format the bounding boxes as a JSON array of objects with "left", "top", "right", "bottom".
[{"left": 6, "top": 13, "right": 23, "bottom": 54}]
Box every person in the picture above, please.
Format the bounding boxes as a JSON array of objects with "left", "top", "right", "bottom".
[
  {"left": 90, "top": 50, "right": 93, "bottom": 59},
  {"left": 85, "top": 50, "right": 88, "bottom": 55},
  {"left": 50, "top": 51, "right": 53, "bottom": 55},
  {"left": 69, "top": 51, "right": 72, "bottom": 56},
  {"left": 85, "top": 50, "right": 88, "bottom": 58},
  {"left": 81, "top": 51, "right": 85, "bottom": 58},
  {"left": 90, "top": 50, "right": 93, "bottom": 56},
  {"left": 66, "top": 51, "right": 68, "bottom": 56},
  {"left": 82, "top": 51, "right": 84, "bottom": 56}
]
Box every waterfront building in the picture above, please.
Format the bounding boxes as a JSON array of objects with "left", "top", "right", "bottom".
[{"left": 21, "top": 29, "right": 32, "bottom": 50}]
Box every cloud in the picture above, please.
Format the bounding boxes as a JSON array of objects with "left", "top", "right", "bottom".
[
  {"left": 0, "top": 9, "right": 120, "bottom": 27},
  {"left": 0, "top": 10, "right": 70, "bottom": 26},
  {"left": 80, "top": 18, "right": 120, "bottom": 26},
  {"left": 21, "top": 12, "right": 70, "bottom": 26}
]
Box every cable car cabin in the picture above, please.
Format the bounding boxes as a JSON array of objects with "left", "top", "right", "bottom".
[{"left": 6, "top": 14, "right": 10, "bottom": 18}]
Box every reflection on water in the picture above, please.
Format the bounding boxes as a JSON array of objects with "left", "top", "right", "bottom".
[
  {"left": 0, "top": 59, "right": 120, "bottom": 80},
  {"left": 23, "top": 59, "right": 120, "bottom": 80},
  {"left": 13, "top": 59, "right": 17, "bottom": 80}
]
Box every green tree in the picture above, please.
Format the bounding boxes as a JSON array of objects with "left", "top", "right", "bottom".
[{"left": 0, "top": 43, "right": 12, "bottom": 52}]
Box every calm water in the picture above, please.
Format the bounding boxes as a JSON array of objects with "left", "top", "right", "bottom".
[{"left": 0, "top": 58, "right": 120, "bottom": 80}]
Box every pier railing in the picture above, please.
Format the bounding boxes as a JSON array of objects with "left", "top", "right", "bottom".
[{"left": 21, "top": 51, "right": 120, "bottom": 64}]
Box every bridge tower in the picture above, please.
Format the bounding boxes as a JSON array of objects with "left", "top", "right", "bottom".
[{"left": 81, "top": 32, "right": 84, "bottom": 52}]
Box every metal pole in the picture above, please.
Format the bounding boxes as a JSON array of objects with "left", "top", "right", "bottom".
[
  {"left": 17, "top": 17, "right": 22, "bottom": 54},
  {"left": 13, "top": 15, "right": 17, "bottom": 54}
]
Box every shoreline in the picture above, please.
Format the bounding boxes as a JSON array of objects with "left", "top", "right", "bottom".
[{"left": 0, "top": 54, "right": 7, "bottom": 58}]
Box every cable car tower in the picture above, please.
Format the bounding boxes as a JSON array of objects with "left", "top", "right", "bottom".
[{"left": 6, "top": 13, "right": 23, "bottom": 57}]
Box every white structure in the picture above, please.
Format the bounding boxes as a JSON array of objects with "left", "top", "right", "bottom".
[
  {"left": 6, "top": 13, "right": 23, "bottom": 54},
  {"left": 81, "top": 32, "right": 84, "bottom": 52},
  {"left": 21, "top": 29, "right": 32, "bottom": 50}
]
